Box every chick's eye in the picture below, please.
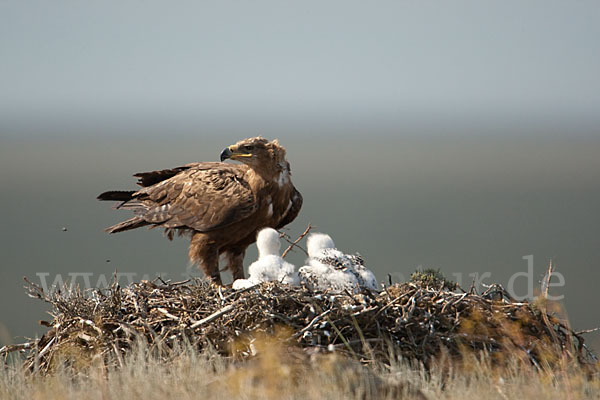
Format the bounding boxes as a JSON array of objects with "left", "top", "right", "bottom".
[{"left": 244, "top": 145, "right": 254, "bottom": 151}]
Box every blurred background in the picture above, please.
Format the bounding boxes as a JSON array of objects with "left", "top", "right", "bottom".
[{"left": 1, "top": 1, "right": 599, "bottom": 351}]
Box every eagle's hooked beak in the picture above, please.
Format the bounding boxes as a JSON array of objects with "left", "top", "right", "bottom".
[
  {"left": 221, "top": 145, "right": 253, "bottom": 162},
  {"left": 220, "top": 147, "right": 232, "bottom": 162}
]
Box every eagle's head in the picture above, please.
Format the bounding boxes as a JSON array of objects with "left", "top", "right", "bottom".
[{"left": 220, "top": 137, "right": 286, "bottom": 167}]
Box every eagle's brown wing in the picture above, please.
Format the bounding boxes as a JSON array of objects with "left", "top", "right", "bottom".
[
  {"left": 97, "top": 163, "right": 202, "bottom": 204},
  {"left": 133, "top": 162, "right": 201, "bottom": 187},
  {"left": 120, "top": 163, "right": 257, "bottom": 233}
]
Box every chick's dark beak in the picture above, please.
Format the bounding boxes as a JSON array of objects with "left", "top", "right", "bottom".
[{"left": 220, "top": 147, "right": 232, "bottom": 161}]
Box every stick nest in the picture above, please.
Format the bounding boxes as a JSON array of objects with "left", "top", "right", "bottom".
[{"left": 2, "top": 276, "right": 596, "bottom": 374}]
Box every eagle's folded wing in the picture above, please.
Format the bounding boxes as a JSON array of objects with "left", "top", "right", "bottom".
[
  {"left": 132, "top": 165, "right": 257, "bottom": 232},
  {"left": 276, "top": 188, "right": 303, "bottom": 229},
  {"left": 133, "top": 162, "right": 205, "bottom": 187}
]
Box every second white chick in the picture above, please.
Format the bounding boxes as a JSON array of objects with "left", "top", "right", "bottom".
[
  {"left": 299, "top": 233, "right": 379, "bottom": 292},
  {"left": 232, "top": 228, "right": 299, "bottom": 289},
  {"left": 299, "top": 233, "right": 360, "bottom": 292}
]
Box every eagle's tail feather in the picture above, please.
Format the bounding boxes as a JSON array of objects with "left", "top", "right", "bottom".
[{"left": 105, "top": 217, "right": 148, "bottom": 234}]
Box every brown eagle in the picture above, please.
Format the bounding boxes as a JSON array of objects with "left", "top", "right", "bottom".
[{"left": 97, "top": 137, "right": 302, "bottom": 285}]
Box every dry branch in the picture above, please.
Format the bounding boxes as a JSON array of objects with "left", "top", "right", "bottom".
[
  {"left": 190, "top": 304, "right": 235, "bottom": 328},
  {"left": 280, "top": 223, "right": 312, "bottom": 258}
]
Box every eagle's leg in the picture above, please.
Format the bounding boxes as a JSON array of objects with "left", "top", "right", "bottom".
[
  {"left": 190, "top": 234, "right": 222, "bottom": 285},
  {"left": 226, "top": 248, "right": 246, "bottom": 281}
]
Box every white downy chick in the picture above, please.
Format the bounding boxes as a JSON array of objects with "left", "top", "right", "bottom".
[
  {"left": 299, "top": 233, "right": 360, "bottom": 292},
  {"left": 345, "top": 253, "right": 379, "bottom": 291},
  {"left": 299, "top": 232, "right": 379, "bottom": 292},
  {"left": 232, "top": 228, "right": 299, "bottom": 290}
]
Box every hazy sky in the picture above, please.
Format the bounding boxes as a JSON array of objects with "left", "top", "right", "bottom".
[{"left": 1, "top": 0, "right": 600, "bottom": 136}]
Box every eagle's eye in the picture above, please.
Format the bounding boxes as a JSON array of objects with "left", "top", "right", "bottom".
[{"left": 243, "top": 145, "right": 254, "bottom": 151}]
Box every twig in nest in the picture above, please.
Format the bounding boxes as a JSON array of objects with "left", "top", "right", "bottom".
[
  {"left": 293, "top": 309, "right": 331, "bottom": 338},
  {"left": 541, "top": 258, "right": 554, "bottom": 299},
  {"left": 539, "top": 260, "right": 562, "bottom": 351},
  {"left": 576, "top": 327, "right": 600, "bottom": 335},
  {"left": 281, "top": 224, "right": 312, "bottom": 258},
  {"left": 190, "top": 304, "right": 235, "bottom": 329}
]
